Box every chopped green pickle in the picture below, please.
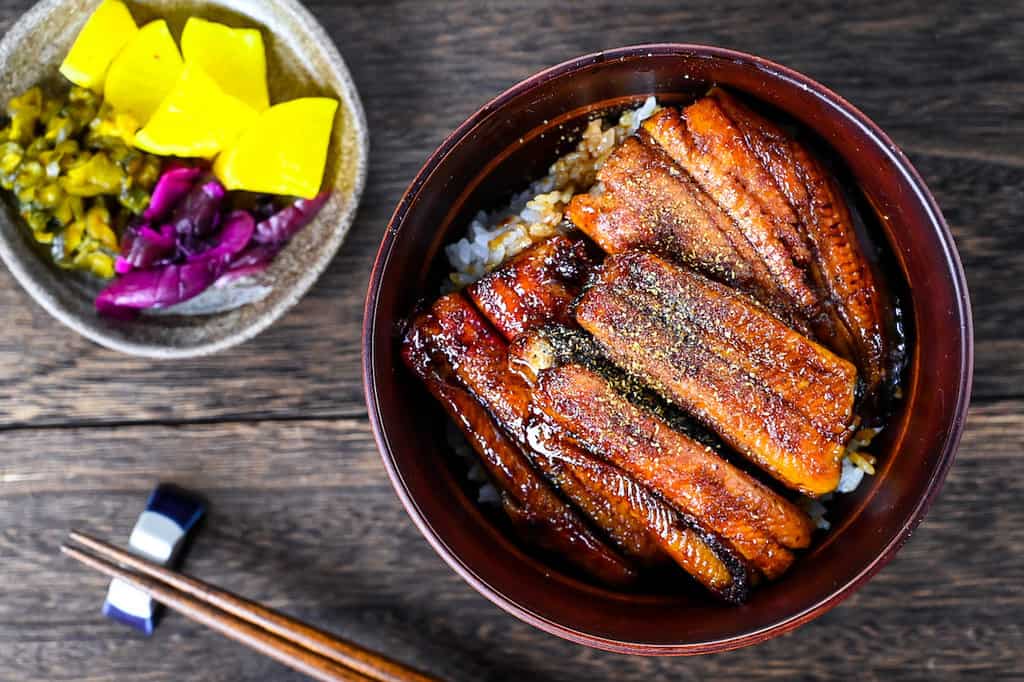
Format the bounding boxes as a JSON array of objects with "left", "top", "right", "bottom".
[
  {"left": 0, "top": 84, "right": 161, "bottom": 277},
  {"left": 63, "top": 152, "right": 123, "bottom": 196}
]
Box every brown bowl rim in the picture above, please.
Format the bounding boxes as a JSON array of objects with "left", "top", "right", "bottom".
[{"left": 362, "top": 43, "right": 974, "bottom": 655}]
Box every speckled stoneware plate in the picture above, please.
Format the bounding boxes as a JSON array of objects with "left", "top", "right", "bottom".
[{"left": 0, "top": 0, "right": 368, "bottom": 357}]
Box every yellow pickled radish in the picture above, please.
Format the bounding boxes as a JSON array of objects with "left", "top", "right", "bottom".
[
  {"left": 104, "top": 20, "right": 183, "bottom": 126},
  {"left": 181, "top": 17, "right": 269, "bottom": 111},
  {"left": 59, "top": 0, "right": 138, "bottom": 92},
  {"left": 134, "top": 63, "right": 258, "bottom": 159},
  {"left": 214, "top": 98, "right": 338, "bottom": 199}
]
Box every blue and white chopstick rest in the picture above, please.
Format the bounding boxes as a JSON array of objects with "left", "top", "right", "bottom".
[{"left": 102, "top": 484, "right": 204, "bottom": 634}]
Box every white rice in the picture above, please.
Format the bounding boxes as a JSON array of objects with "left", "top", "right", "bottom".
[
  {"left": 443, "top": 95, "right": 877, "bottom": 503},
  {"left": 802, "top": 496, "right": 832, "bottom": 531},
  {"left": 837, "top": 456, "right": 866, "bottom": 494},
  {"left": 445, "top": 96, "right": 659, "bottom": 288},
  {"left": 446, "top": 421, "right": 502, "bottom": 507}
]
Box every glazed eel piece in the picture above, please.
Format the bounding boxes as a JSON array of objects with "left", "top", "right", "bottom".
[
  {"left": 565, "top": 135, "right": 809, "bottom": 333},
  {"left": 402, "top": 310, "right": 637, "bottom": 586},
  {"left": 525, "top": 418, "right": 747, "bottom": 599},
  {"left": 429, "top": 293, "right": 662, "bottom": 570},
  {"left": 602, "top": 251, "right": 858, "bottom": 438},
  {"left": 532, "top": 363, "right": 813, "bottom": 580},
  {"left": 577, "top": 252, "right": 855, "bottom": 496},
  {"left": 469, "top": 239, "right": 748, "bottom": 599},
  {"left": 640, "top": 100, "right": 822, "bottom": 326},
  {"left": 565, "top": 137, "right": 768, "bottom": 293},
  {"left": 465, "top": 235, "right": 594, "bottom": 340},
  {"left": 709, "top": 88, "right": 890, "bottom": 398},
  {"left": 512, "top": 327, "right": 760, "bottom": 593}
]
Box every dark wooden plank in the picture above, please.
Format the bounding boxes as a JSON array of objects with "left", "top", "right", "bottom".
[
  {"left": 0, "top": 0, "right": 1019, "bottom": 429},
  {"left": 910, "top": 152, "right": 1024, "bottom": 401},
  {"left": 1, "top": 403, "right": 1022, "bottom": 681}
]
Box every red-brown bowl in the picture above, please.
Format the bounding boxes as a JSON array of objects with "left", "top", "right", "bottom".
[{"left": 362, "top": 45, "right": 972, "bottom": 654}]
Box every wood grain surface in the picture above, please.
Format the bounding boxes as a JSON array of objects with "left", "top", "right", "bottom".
[{"left": 1, "top": 0, "right": 1021, "bottom": 680}]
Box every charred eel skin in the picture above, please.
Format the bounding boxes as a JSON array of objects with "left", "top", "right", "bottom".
[
  {"left": 568, "top": 137, "right": 770, "bottom": 295},
  {"left": 428, "top": 293, "right": 664, "bottom": 573},
  {"left": 513, "top": 329, "right": 749, "bottom": 599},
  {"left": 533, "top": 363, "right": 813, "bottom": 580},
  {"left": 403, "top": 309, "right": 638, "bottom": 586},
  {"left": 526, "top": 417, "right": 749, "bottom": 601},
  {"left": 673, "top": 88, "right": 891, "bottom": 400},
  {"left": 641, "top": 104, "right": 820, "bottom": 324},
  {"left": 565, "top": 137, "right": 806, "bottom": 329},
  {"left": 568, "top": 91, "right": 891, "bottom": 403},
  {"left": 600, "top": 251, "right": 857, "bottom": 439},
  {"left": 467, "top": 244, "right": 749, "bottom": 599},
  {"left": 466, "top": 235, "right": 594, "bottom": 340}
]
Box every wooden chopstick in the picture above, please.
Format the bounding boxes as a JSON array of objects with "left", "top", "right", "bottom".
[
  {"left": 63, "top": 531, "right": 439, "bottom": 682},
  {"left": 61, "top": 543, "right": 371, "bottom": 682}
]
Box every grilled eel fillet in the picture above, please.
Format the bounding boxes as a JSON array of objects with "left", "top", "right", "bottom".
[
  {"left": 533, "top": 363, "right": 813, "bottom": 579},
  {"left": 641, "top": 101, "right": 819, "bottom": 322},
  {"left": 429, "top": 293, "right": 664, "bottom": 567},
  {"left": 577, "top": 251, "right": 857, "bottom": 496},
  {"left": 708, "top": 88, "right": 890, "bottom": 396},
  {"left": 510, "top": 325, "right": 723, "bottom": 448},
  {"left": 403, "top": 310, "right": 637, "bottom": 586},
  {"left": 466, "top": 235, "right": 594, "bottom": 340},
  {"left": 567, "top": 93, "right": 889, "bottom": 398},
  {"left": 469, "top": 241, "right": 747, "bottom": 598},
  {"left": 430, "top": 292, "right": 745, "bottom": 599},
  {"left": 564, "top": 137, "right": 801, "bottom": 330},
  {"left": 525, "top": 419, "right": 747, "bottom": 598},
  {"left": 513, "top": 327, "right": 759, "bottom": 592}
]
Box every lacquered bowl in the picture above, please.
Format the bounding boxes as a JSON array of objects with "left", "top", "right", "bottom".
[
  {"left": 0, "top": 0, "right": 368, "bottom": 358},
  {"left": 363, "top": 45, "right": 972, "bottom": 654}
]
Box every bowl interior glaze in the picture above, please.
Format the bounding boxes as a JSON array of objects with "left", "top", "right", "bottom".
[
  {"left": 363, "top": 45, "right": 972, "bottom": 654},
  {"left": 0, "top": 0, "right": 367, "bottom": 357}
]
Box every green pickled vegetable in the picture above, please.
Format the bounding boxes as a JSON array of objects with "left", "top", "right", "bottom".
[
  {"left": 62, "top": 152, "right": 123, "bottom": 196},
  {"left": 0, "top": 84, "right": 162, "bottom": 277},
  {"left": 7, "top": 87, "right": 42, "bottom": 146}
]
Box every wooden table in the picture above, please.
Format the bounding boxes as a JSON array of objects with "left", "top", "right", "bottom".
[{"left": 2, "top": 1, "right": 1021, "bottom": 679}]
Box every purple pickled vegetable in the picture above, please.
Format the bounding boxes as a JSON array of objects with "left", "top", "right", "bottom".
[
  {"left": 117, "top": 217, "right": 143, "bottom": 255},
  {"left": 253, "top": 193, "right": 329, "bottom": 245},
  {"left": 215, "top": 265, "right": 266, "bottom": 285},
  {"left": 144, "top": 166, "right": 202, "bottom": 221},
  {"left": 201, "top": 210, "right": 255, "bottom": 260},
  {"left": 118, "top": 223, "right": 177, "bottom": 273},
  {"left": 96, "top": 259, "right": 224, "bottom": 311},
  {"left": 170, "top": 180, "right": 226, "bottom": 245},
  {"left": 164, "top": 159, "right": 197, "bottom": 174},
  {"left": 217, "top": 243, "right": 281, "bottom": 283},
  {"left": 98, "top": 163, "right": 330, "bottom": 319},
  {"left": 251, "top": 195, "right": 279, "bottom": 222},
  {"left": 115, "top": 224, "right": 140, "bottom": 274},
  {"left": 230, "top": 243, "right": 279, "bottom": 270},
  {"left": 141, "top": 225, "right": 177, "bottom": 248},
  {"left": 97, "top": 211, "right": 254, "bottom": 315},
  {"left": 95, "top": 296, "right": 139, "bottom": 319}
]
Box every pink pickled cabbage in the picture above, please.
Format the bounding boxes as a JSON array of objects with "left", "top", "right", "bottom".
[
  {"left": 144, "top": 166, "right": 202, "bottom": 221},
  {"left": 97, "top": 212, "right": 254, "bottom": 314},
  {"left": 253, "top": 193, "right": 329, "bottom": 245},
  {"left": 116, "top": 224, "right": 176, "bottom": 273},
  {"left": 99, "top": 164, "right": 330, "bottom": 318}
]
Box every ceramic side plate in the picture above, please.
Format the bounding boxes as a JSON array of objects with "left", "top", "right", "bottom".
[{"left": 0, "top": 0, "right": 368, "bottom": 357}]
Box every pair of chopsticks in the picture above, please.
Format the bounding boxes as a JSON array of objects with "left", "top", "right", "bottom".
[{"left": 62, "top": 531, "right": 439, "bottom": 682}]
